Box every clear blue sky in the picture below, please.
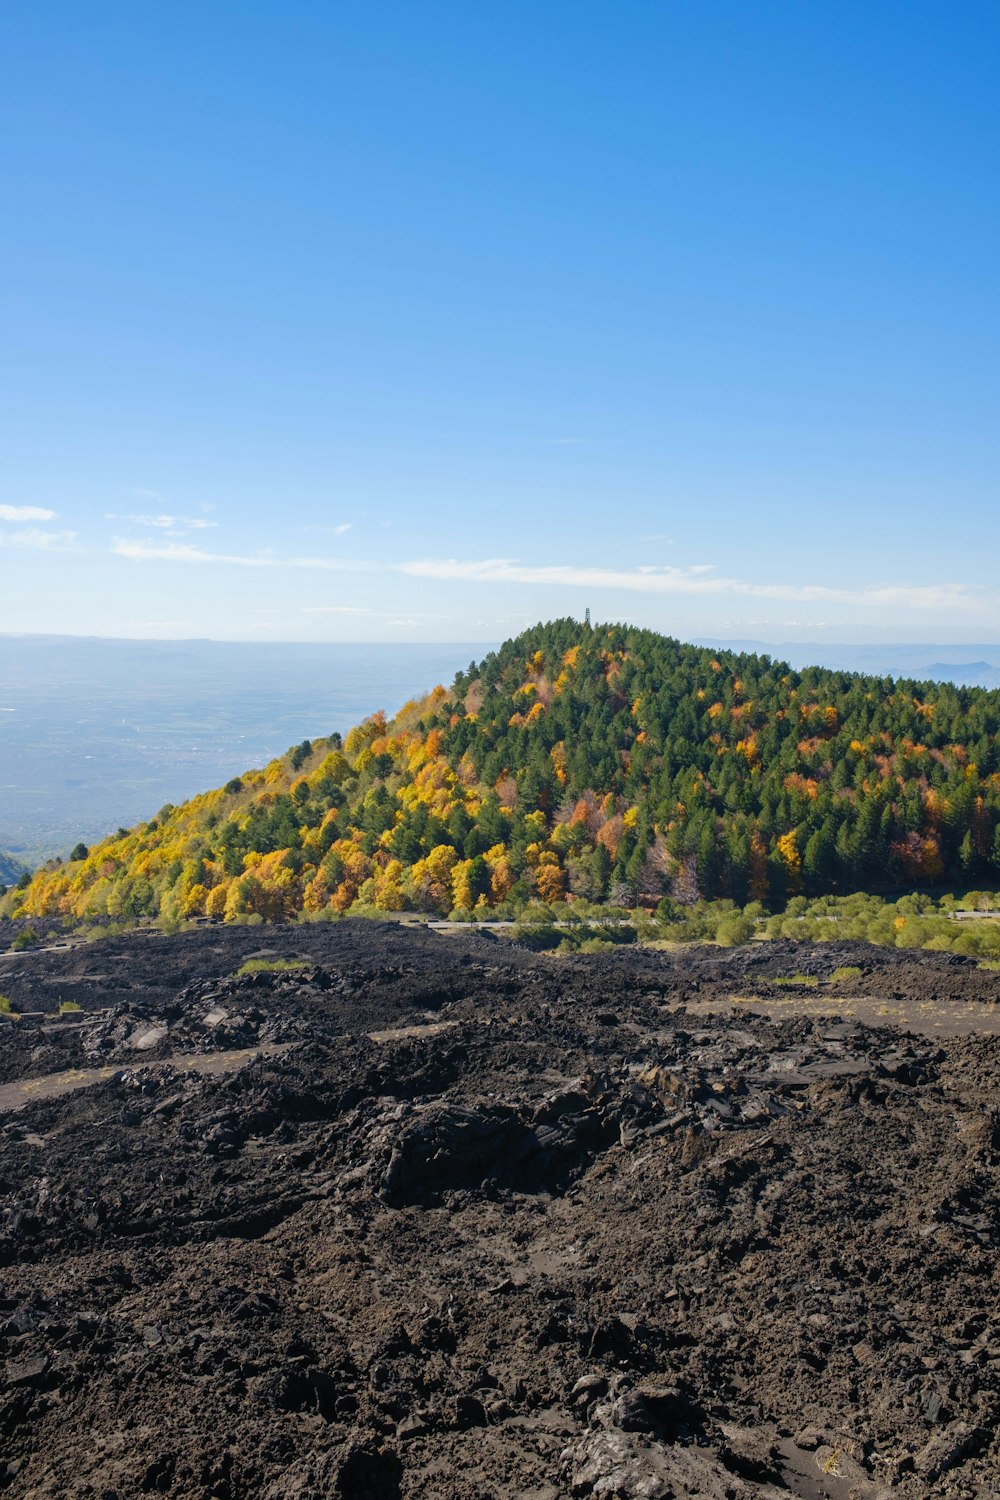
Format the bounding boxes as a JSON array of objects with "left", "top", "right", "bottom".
[{"left": 2, "top": 2, "right": 998, "bottom": 643}]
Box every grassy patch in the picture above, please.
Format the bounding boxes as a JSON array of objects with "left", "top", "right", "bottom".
[
  {"left": 828, "top": 966, "right": 862, "bottom": 984},
  {"left": 977, "top": 959, "right": 1000, "bottom": 972},
  {"left": 0, "top": 994, "right": 19, "bottom": 1018},
  {"left": 235, "top": 957, "right": 310, "bottom": 977},
  {"left": 772, "top": 974, "right": 820, "bottom": 988},
  {"left": 58, "top": 1000, "right": 82, "bottom": 1014}
]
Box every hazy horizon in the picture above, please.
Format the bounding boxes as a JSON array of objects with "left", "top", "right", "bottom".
[
  {"left": 4, "top": 627, "right": 1000, "bottom": 652},
  {"left": 0, "top": 638, "right": 486, "bottom": 865}
]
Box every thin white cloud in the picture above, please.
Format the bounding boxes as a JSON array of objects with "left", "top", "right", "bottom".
[
  {"left": 334, "top": 522, "right": 352, "bottom": 536},
  {"left": 0, "top": 505, "right": 56, "bottom": 522},
  {"left": 113, "top": 539, "right": 367, "bottom": 571},
  {"left": 398, "top": 557, "right": 987, "bottom": 614},
  {"left": 111, "top": 537, "right": 990, "bottom": 618},
  {"left": 107, "top": 512, "right": 218, "bottom": 530},
  {"left": 0, "top": 527, "right": 78, "bottom": 551},
  {"left": 302, "top": 605, "right": 371, "bottom": 615}
]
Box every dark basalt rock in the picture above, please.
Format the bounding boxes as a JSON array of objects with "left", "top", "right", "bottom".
[{"left": 0, "top": 922, "right": 998, "bottom": 1497}]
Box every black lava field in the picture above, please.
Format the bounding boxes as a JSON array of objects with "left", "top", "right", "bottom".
[{"left": 1, "top": 923, "right": 999, "bottom": 1498}]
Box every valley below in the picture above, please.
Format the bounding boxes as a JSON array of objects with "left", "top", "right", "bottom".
[{"left": 1, "top": 924, "right": 999, "bottom": 1498}]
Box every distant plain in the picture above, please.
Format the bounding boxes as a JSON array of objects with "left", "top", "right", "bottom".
[{"left": 0, "top": 637, "right": 486, "bottom": 863}]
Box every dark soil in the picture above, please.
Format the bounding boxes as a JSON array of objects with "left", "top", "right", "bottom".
[{"left": 1, "top": 923, "right": 999, "bottom": 1497}]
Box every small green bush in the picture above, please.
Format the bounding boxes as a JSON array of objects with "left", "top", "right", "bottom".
[
  {"left": 576, "top": 937, "right": 615, "bottom": 954},
  {"left": 829, "top": 966, "right": 862, "bottom": 984},
  {"left": 58, "top": 1000, "right": 82, "bottom": 1014},
  {"left": 511, "top": 921, "right": 561, "bottom": 951},
  {"left": 716, "top": 914, "right": 757, "bottom": 947}
]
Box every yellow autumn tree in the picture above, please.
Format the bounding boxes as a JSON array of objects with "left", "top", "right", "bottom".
[
  {"left": 776, "top": 830, "right": 802, "bottom": 894},
  {"left": 484, "top": 843, "right": 514, "bottom": 902},
  {"left": 373, "top": 858, "right": 407, "bottom": 911},
  {"left": 406, "top": 843, "right": 458, "bottom": 912},
  {"left": 450, "top": 858, "right": 476, "bottom": 912}
]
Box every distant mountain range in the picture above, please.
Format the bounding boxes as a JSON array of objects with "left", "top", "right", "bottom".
[{"left": 704, "top": 642, "right": 1000, "bottom": 690}]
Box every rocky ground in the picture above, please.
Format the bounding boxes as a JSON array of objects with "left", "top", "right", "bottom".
[{"left": 1, "top": 923, "right": 999, "bottom": 1498}]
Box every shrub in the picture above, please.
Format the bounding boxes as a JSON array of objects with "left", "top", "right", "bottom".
[
  {"left": 576, "top": 936, "right": 615, "bottom": 954},
  {"left": 511, "top": 921, "right": 561, "bottom": 951},
  {"left": 715, "top": 913, "right": 757, "bottom": 947}
]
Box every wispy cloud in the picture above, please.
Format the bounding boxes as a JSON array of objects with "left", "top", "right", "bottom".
[
  {"left": 111, "top": 536, "right": 990, "bottom": 618},
  {"left": 302, "top": 605, "right": 371, "bottom": 615},
  {"left": 106, "top": 512, "right": 217, "bottom": 531},
  {"left": 0, "top": 505, "right": 56, "bottom": 522},
  {"left": 398, "top": 558, "right": 987, "bottom": 613},
  {"left": 334, "top": 522, "right": 352, "bottom": 536},
  {"left": 114, "top": 539, "right": 367, "bottom": 571},
  {"left": 0, "top": 527, "right": 78, "bottom": 551}
]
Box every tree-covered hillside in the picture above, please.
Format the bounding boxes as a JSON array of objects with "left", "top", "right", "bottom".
[{"left": 6, "top": 619, "right": 1000, "bottom": 926}]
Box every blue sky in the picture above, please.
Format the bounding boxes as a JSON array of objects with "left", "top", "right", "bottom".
[{"left": 1, "top": 2, "right": 998, "bottom": 644}]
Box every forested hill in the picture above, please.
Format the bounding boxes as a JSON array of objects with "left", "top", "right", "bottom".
[{"left": 6, "top": 619, "right": 1000, "bottom": 926}]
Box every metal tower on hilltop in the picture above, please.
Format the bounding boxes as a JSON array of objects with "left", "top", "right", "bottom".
[{"left": 584, "top": 607, "right": 591, "bottom": 627}]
